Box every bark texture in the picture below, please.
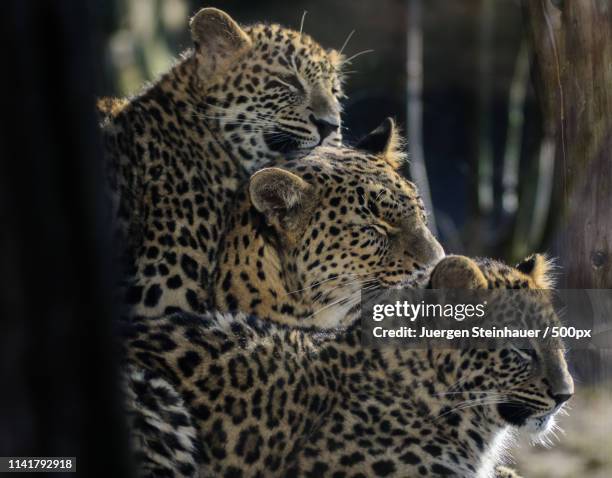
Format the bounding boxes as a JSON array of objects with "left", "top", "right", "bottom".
[{"left": 523, "top": 0, "right": 612, "bottom": 289}]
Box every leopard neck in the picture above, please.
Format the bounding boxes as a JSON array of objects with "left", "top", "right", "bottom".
[
  {"left": 215, "top": 179, "right": 377, "bottom": 327},
  {"left": 106, "top": 52, "right": 248, "bottom": 317},
  {"left": 148, "top": 51, "right": 254, "bottom": 173},
  {"left": 214, "top": 196, "right": 320, "bottom": 325}
]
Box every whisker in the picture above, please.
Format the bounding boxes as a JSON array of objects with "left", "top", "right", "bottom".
[
  {"left": 434, "top": 401, "right": 500, "bottom": 420},
  {"left": 434, "top": 390, "right": 509, "bottom": 396},
  {"left": 443, "top": 371, "right": 481, "bottom": 393},
  {"left": 341, "top": 49, "right": 374, "bottom": 65},
  {"left": 194, "top": 103, "right": 277, "bottom": 121},
  {"left": 433, "top": 395, "right": 516, "bottom": 421},
  {"left": 318, "top": 278, "right": 378, "bottom": 299},
  {"left": 284, "top": 273, "right": 371, "bottom": 296},
  {"left": 300, "top": 276, "right": 379, "bottom": 303},
  {"left": 192, "top": 109, "right": 277, "bottom": 125},
  {"left": 299, "top": 10, "right": 308, "bottom": 37},
  {"left": 338, "top": 29, "right": 355, "bottom": 57},
  {"left": 307, "top": 293, "right": 359, "bottom": 319}
]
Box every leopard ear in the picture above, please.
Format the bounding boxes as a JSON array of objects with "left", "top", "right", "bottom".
[
  {"left": 356, "top": 118, "right": 405, "bottom": 169},
  {"left": 431, "top": 255, "right": 488, "bottom": 289},
  {"left": 190, "top": 8, "right": 252, "bottom": 78},
  {"left": 249, "top": 168, "right": 312, "bottom": 226},
  {"left": 516, "top": 254, "right": 554, "bottom": 288}
]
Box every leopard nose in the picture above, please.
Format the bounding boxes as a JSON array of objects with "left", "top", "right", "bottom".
[
  {"left": 553, "top": 393, "right": 573, "bottom": 406},
  {"left": 411, "top": 226, "right": 445, "bottom": 266},
  {"left": 310, "top": 114, "right": 339, "bottom": 141}
]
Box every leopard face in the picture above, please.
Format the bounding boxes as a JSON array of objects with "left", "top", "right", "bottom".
[
  {"left": 215, "top": 119, "right": 445, "bottom": 327},
  {"left": 428, "top": 255, "right": 574, "bottom": 438},
  {"left": 191, "top": 8, "right": 344, "bottom": 170}
]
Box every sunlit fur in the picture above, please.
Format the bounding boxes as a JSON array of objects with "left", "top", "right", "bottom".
[
  {"left": 123, "top": 255, "right": 572, "bottom": 477},
  {"left": 199, "top": 22, "right": 346, "bottom": 167},
  {"left": 214, "top": 143, "right": 444, "bottom": 327},
  {"left": 418, "top": 255, "right": 574, "bottom": 476},
  {"left": 98, "top": 8, "right": 346, "bottom": 317}
]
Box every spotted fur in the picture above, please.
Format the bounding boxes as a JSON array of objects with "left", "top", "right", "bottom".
[
  {"left": 123, "top": 254, "right": 572, "bottom": 477},
  {"left": 99, "top": 8, "right": 344, "bottom": 317},
  {"left": 213, "top": 119, "right": 444, "bottom": 327}
]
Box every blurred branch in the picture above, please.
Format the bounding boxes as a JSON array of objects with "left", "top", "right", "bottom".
[
  {"left": 503, "top": 39, "right": 556, "bottom": 261},
  {"left": 523, "top": 0, "right": 612, "bottom": 288},
  {"left": 107, "top": 0, "right": 187, "bottom": 95},
  {"left": 502, "top": 40, "right": 530, "bottom": 216},
  {"left": 406, "top": 0, "right": 437, "bottom": 236},
  {"left": 511, "top": 135, "right": 555, "bottom": 260},
  {"left": 476, "top": 0, "right": 495, "bottom": 216},
  {"left": 462, "top": 0, "right": 496, "bottom": 255},
  {"left": 527, "top": 137, "right": 555, "bottom": 250}
]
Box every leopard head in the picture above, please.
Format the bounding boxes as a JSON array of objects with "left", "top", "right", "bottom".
[
  {"left": 215, "top": 119, "right": 445, "bottom": 328},
  {"left": 189, "top": 8, "right": 345, "bottom": 170},
  {"left": 430, "top": 254, "right": 574, "bottom": 437}
]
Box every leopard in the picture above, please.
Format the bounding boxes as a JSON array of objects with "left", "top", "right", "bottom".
[
  {"left": 120, "top": 118, "right": 446, "bottom": 476},
  {"left": 98, "top": 7, "right": 346, "bottom": 318},
  {"left": 122, "top": 252, "right": 573, "bottom": 477},
  {"left": 212, "top": 117, "right": 444, "bottom": 327}
]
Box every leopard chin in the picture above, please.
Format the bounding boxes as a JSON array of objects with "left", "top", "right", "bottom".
[
  {"left": 524, "top": 413, "right": 556, "bottom": 437},
  {"left": 498, "top": 402, "right": 559, "bottom": 438}
]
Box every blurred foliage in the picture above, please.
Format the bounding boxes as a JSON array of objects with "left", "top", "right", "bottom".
[{"left": 103, "top": 0, "right": 189, "bottom": 94}]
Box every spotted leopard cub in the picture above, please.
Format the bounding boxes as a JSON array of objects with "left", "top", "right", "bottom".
[
  {"left": 123, "top": 254, "right": 572, "bottom": 477},
  {"left": 99, "top": 7, "right": 345, "bottom": 317}
]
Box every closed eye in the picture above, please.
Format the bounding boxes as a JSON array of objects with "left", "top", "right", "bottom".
[
  {"left": 349, "top": 221, "right": 396, "bottom": 237},
  {"left": 266, "top": 74, "right": 304, "bottom": 93},
  {"left": 279, "top": 74, "right": 305, "bottom": 93},
  {"left": 510, "top": 345, "right": 536, "bottom": 363},
  {"left": 365, "top": 222, "right": 398, "bottom": 237},
  {"left": 368, "top": 224, "right": 388, "bottom": 236}
]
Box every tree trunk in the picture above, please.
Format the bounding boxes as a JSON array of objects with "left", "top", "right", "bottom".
[
  {"left": 522, "top": 0, "right": 612, "bottom": 386},
  {"left": 523, "top": 0, "right": 612, "bottom": 289}
]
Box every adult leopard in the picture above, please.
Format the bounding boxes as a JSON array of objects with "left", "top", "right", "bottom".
[
  {"left": 213, "top": 118, "right": 444, "bottom": 327},
  {"left": 121, "top": 121, "right": 447, "bottom": 476},
  {"left": 99, "top": 7, "right": 345, "bottom": 317},
  {"left": 123, "top": 254, "right": 572, "bottom": 477}
]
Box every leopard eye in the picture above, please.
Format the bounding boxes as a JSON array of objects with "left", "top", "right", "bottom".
[
  {"left": 280, "top": 74, "right": 304, "bottom": 93},
  {"left": 367, "top": 224, "right": 389, "bottom": 237},
  {"left": 510, "top": 346, "right": 535, "bottom": 363}
]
